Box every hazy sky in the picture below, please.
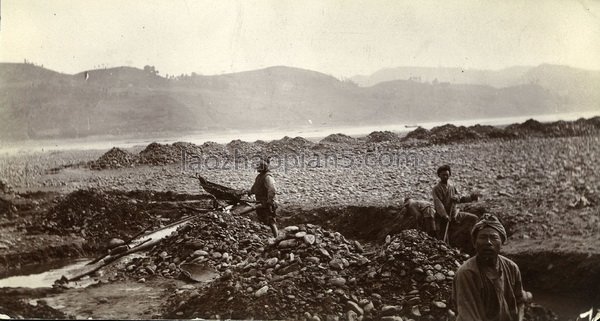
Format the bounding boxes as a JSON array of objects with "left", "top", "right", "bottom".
[{"left": 1, "top": 0, "right": 599, "bottom": 78}]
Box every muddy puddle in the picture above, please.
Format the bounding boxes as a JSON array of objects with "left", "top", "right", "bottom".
[{"left": 0, "top": 259, "right": 92, "bottom": 288}]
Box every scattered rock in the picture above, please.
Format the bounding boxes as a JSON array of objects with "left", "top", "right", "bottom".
[{"left": 254, "top": 285, "right": 269, "bottom": 298}]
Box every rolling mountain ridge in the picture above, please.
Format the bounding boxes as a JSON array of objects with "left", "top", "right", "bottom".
[{"left": 0, "top": 63, "right": 597, "bottom": 141}]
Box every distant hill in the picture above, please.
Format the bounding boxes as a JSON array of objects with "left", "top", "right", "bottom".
[
  {"left": 351, "top": 66, "right": 533, "bottom": 88},
  {"left": 0, "top": 63, "right": 597, "bottom": 141},
  {"left": 351, "top": 65, "right": 600, "bottom": 111}
]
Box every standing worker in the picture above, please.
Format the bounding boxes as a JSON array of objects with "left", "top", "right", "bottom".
[
  {"left": 432, "top": 164, "right": 479, "bottom": 253},
  {"left": 452, "top": 214, "right": 532, "bottom": 321},
  {"left": 247, "top": 159, "right": 278, "bottom": 238}
]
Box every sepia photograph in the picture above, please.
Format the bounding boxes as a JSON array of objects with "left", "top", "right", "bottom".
[{"left": 0, "top": 1, "right": 599, "bottom": 320}]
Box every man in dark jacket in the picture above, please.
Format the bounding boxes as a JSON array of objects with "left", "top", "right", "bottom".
[{"left": 248, "top": 159, "right": 278, "bottom": 238}]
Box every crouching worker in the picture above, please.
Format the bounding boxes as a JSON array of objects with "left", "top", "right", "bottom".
[
  {"left": 402, "top": 197, "right": 441, "bottom": 239},
  {"left": 247, "top": 159, "right": 278, "bottom": 238},
  {"left": 452, "top": 214, "right": 532, "bottom": 321}
]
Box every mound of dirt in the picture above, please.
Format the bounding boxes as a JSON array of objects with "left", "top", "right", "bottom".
[
  {"left": 92, "top": 142, "right": 221, "bottom": 168},
  {"left": 543, "top": 119, "right": 599, "bottom": 137},
  {"left": 197, "top": 141, "right": 226, "bottom": 156},
  {"left": 267, "top": 136, "right": 315, "bottom": 153},
  {"left": 27, "top": 189, "right": 198, "bottom": 244},
  {"left": 226, "top": 139, "right": 259, "bottom": 155},
  {"left": 504, "top": 117, "right": 600, "bottom": 138},
  {"left": 366, "top": 131, "right": 400, "bottom": 143},
  {"left": 321, "top": 133, "right": 358, "bottom": 144},
  {"left": 428, "top": 124, "right": 482, "bottom": 144},
  {"left": 80, "top": 117, "right": 600, "bottom": 172},
  {"left": 515, "top": 119, "right": 546, "bottom": 132},
  {"left": 138, "top": 142, "right": 182, "bottom": 165},
  {"left": 173, "top": 142, "right": 204, "bottom": 156},
  {"left": 470, "top": 124, "right": 516, "bottom": 139},
  {"left": 402, "top": 117, "right": 600, "bottom": 146},
  {"left": 90, "top": 147, "right": 137, "bottom": 169},
  {"left": 586, "top": 116, "right": 600, "bottom": 128},
  {"left": 404, "top": 127, "right": 430, "bottom": 140}
]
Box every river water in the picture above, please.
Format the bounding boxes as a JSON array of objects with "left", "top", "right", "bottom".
[
  {"left": 0, "top": 259, "right": 91, "bottom": 288},
  {"left": 1, "top": 111, "right": 598, "bottom": 154}
]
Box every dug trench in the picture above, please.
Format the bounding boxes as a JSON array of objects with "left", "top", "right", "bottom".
[
  {"left": 279, "top": 205, "right": 600, "bottom": 301},
  {"left": 0, "top": 189, "right": 216, "bottom": 275},
  {"left": 0, "top": 191, "right": 94, "bottom": 275},
  {"left": 278, "top": 205, "right": 600, "bottom": 320},
  {"left": 0, "top": 189, "right": 219, "bottom": 319},
  {"left": 1, "top": 189, "right": 597, "bottom": 320}
]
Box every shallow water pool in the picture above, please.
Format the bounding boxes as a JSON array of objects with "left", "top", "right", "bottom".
[{"left": 0, "top": 259, "right": 92, "bottom": 288}]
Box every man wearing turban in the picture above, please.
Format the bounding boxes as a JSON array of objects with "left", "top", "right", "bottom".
[{"left": 452, "top": 214, "right": 531, "bottom": 321}]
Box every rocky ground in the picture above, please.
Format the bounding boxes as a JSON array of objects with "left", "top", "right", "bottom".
[{"left": 0, "top": 117, "right": 598, "bottom": 320}]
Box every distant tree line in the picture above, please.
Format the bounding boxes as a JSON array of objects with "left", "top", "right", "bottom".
[{"left": 23, "top": 59, "right": 44, "bottom": 69}]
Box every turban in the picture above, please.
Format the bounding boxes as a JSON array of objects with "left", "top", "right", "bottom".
[{"left": 471, "top": 213, "right": 507, "bottom": 243}]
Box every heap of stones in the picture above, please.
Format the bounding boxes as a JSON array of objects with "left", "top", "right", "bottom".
[
  {"left": 89, "top": 147, "right": 137, "bottom": 169},
  {"left": 87, "top": 117, "right": 600, "bottom": 169},
  {"left": 321, "top": 133, "right": 359, "bottom": 144},
  {"left": 167, "top": 222, "right": 372, "bottom": 320},
  {"left": 138, "top": 142, "right": 184, "bottom": 165},
  {"left": 504, "top": 117, "right": 600, "bottom": 138},
  {"left": 124, "top": 210, "right": 271, "bottom": 280},
  {"left": 267, "top": 136, "right": 315, "bottom": 154},
  {"left": 403, "top": 127, "right": 430, "bottom": 140},
  {"left": 361, "top": 230, "right": 467, "bottom": 321},
  {"left": 112, "top": 207, "right": 559, "bottom": 321},
  {"left": 366, "top": 131, "right": 400, "bottom": 143},
  {"left": 28, "top": 189, "right": 193, "bottom": 243}
]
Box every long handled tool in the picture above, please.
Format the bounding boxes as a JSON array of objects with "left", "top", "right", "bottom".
[
  {"left": 443, "top": 217, "right": 451, "bottom": 244},
  {"left": 443, "top": 196, "right": 460, "bottom": 244}
]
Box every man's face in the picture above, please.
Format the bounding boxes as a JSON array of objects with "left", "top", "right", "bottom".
[
  {"left": 474, "top": 227, "right": 502, "bottom": 260},
  {"left": 438, "top": 170, "right": 450, "bottom": 183}
]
